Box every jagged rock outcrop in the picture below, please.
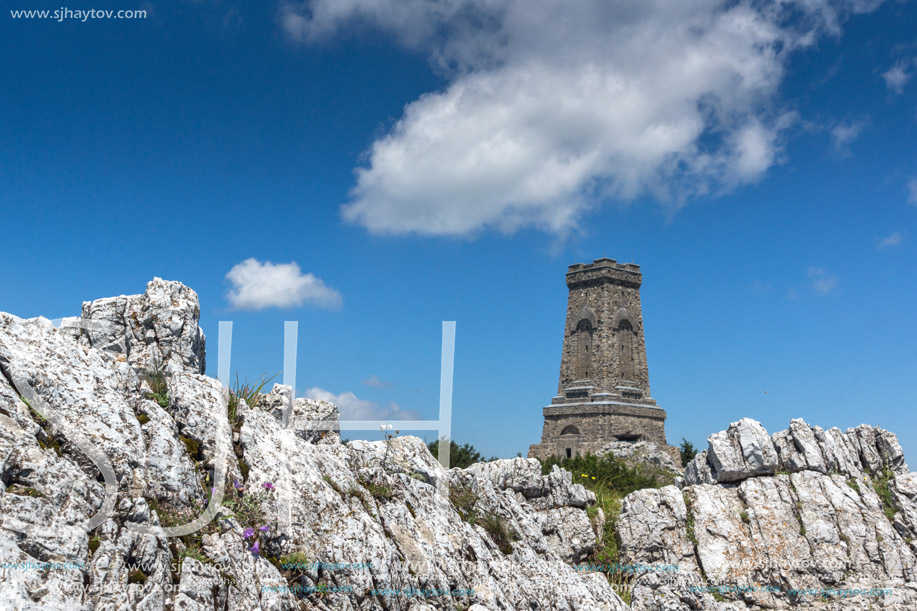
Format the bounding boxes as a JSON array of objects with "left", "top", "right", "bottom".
[
  {"left": 5, "top": 280, "right": 914, "bottom": 611},
  {"left": 619, "top": 418, "right": 917, "bottom": 610},
  {"left": 598, "top": 440, "right": 681, "bottom": 474},
  {"left": 684, "top": 417, "right": 908, "bottom": 486},
  {"left": 0, "top": 280, "right": 627, "bottom": 610},
  {"left": 259, "top": 384, "right": 341, "bottom": 443},
  {"left": 60, "top": 277, "right": 206, "bottom": 376}
]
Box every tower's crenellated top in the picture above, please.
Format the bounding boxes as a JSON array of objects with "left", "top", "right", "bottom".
[{"left": 567, "top": 258, "right": 641, "bottom": 288}]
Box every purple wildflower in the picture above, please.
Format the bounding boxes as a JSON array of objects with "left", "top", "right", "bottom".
[
  {"left": 233, "top": 479, "right": 243, "bottom": 490},
  {"left": 249, "top": 541, "right": 260, "bottom": 555},
  {"left": 262, "top": 481, "right": 274, "bottom": 491},
  {"left": 259, "top": 525, "right": 270, "bottom": 532},
  {"left": 243, "top": 527, "right": 255, "bottom": 539}
]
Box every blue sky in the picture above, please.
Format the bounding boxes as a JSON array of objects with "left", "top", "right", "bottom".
[{"left": 2, "top": 0, "right": 916, "bottom": 461}]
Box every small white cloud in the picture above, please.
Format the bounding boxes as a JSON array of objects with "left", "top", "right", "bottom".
[
  {"left": 362, "top": 374, "right": 392, "bottom": 388},
  {"left": 807, "top": 267, "right": 838, "bottom": 295},
  {"left": 882, "top": 60, "right": 912, "bottom": 94},
  {"left": 908, "top": 178, "right": 917, "bottom": 205},
  {"left": 878, "top": 231, "right": 903, "bottom": 250},
  {"left": 225, "top": 258, "right": 342, "bottom": 311},
  {"left": 304, "top": 387, "right": 420, "bottom": 420},
  {"left": 830, "top": 119, "right": 867, "bottom": 155}
]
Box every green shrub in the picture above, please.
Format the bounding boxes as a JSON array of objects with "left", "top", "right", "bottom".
[
  {"left": 540, "top": 453, "right": 660, "bottom": 497},
  {"left": 427, "top": 438, "right": 487, "bottom": 469},
  {"left": 679, "top": 438, "right": 698, "bottom": 467}
]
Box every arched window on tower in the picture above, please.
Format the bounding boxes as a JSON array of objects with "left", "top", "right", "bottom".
[
  {"left": 574, "top": 319, "right": 594, "bottom": 380},
  {"left": 617, "top": 319, "right": 635, "bottom": 381}
]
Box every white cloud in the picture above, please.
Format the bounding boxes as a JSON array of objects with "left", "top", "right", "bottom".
[
  {"left": 908, "top": 178, "right": 917, "bottom": 205},
  {"left": 282, "top": 0, "right": 887, "bottom": 237},
  {"left": 807, "top": 267, "right": 838, "bottom": 295},
  {"left": 878, "top": 231, "right": 903, "bottom": 249},
  {"left": 830, "top": 119, "right": 867, "bottom": 155},
  {"left": 304, "top": 387, "right": 419, "bottom": 420},
  {"left": 362, "top": 374, "right": 392, "bottom": 388},
  {"left": 882, "top": 60, "right": 912, "bottom": 94},
  {"left": 225, "top": 258, "right": 342, "bottom": 310}
]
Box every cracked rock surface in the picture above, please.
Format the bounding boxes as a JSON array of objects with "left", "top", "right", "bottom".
[
  {"left": 620, "top": 418, "right": 917, "bottom": 610},
  {"left": 0, "top": 280, "right": 626, "bottom": 610}
]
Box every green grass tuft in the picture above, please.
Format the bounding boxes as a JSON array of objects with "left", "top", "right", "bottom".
[
  {"left": 358, "top": 476, "right": 395, "bottom": 501},
  {"left": 227, "top": 372, "right": 279, "bottom": 423},
  {"left": 449, "top": 484, "right": 480, "bottom": 525},
  {"left": 480, "top": 511, "right": 520, "bottom": 555},
  {"left": 871, "top": 466, "right": 899, "bottom": 522},
  {"left": 142, "top": 356, "right": 170, "bottom": 408},
  {"left": 177, "top": 543, "right": 209, "bottom": 564},
  {"left": 7, "top": 485, "right": 44, "bottom": 498}
]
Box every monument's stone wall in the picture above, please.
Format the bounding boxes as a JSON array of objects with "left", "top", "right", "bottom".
[
  {"left": 530, "top": 258, "right": 670, "bottom": 460},
  {"left": 557, "top": 260, "right": 651, "bottom": 396}
]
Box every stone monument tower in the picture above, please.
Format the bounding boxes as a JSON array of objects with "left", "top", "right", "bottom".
[{"left": 528, "top": 258, "right": 669, "bottom": 459}]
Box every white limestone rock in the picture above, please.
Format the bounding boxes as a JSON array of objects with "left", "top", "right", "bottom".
[
  {"left": 622, "top": 419, "right": 917, "bottom": 611},
  {"left": 684, "top": 418, "right": 909, "bottom": 487},
  {"left": 684, "top": 450, "right": 714, "bottom": 486},
  {"left": 260, "top": 383, "right": 341, "bottom": 444},
  {"left": 772, "top": 418, "right": 827, "bottom": 474},
  {"left": 706, "top": 418, "right": 779, "bottom": 483},
  {"left": 598, "top": 440, "right": 680, "bottom": 473},
  {"left": 76, "top": 278, "right": 206, "bottom": 376}
]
